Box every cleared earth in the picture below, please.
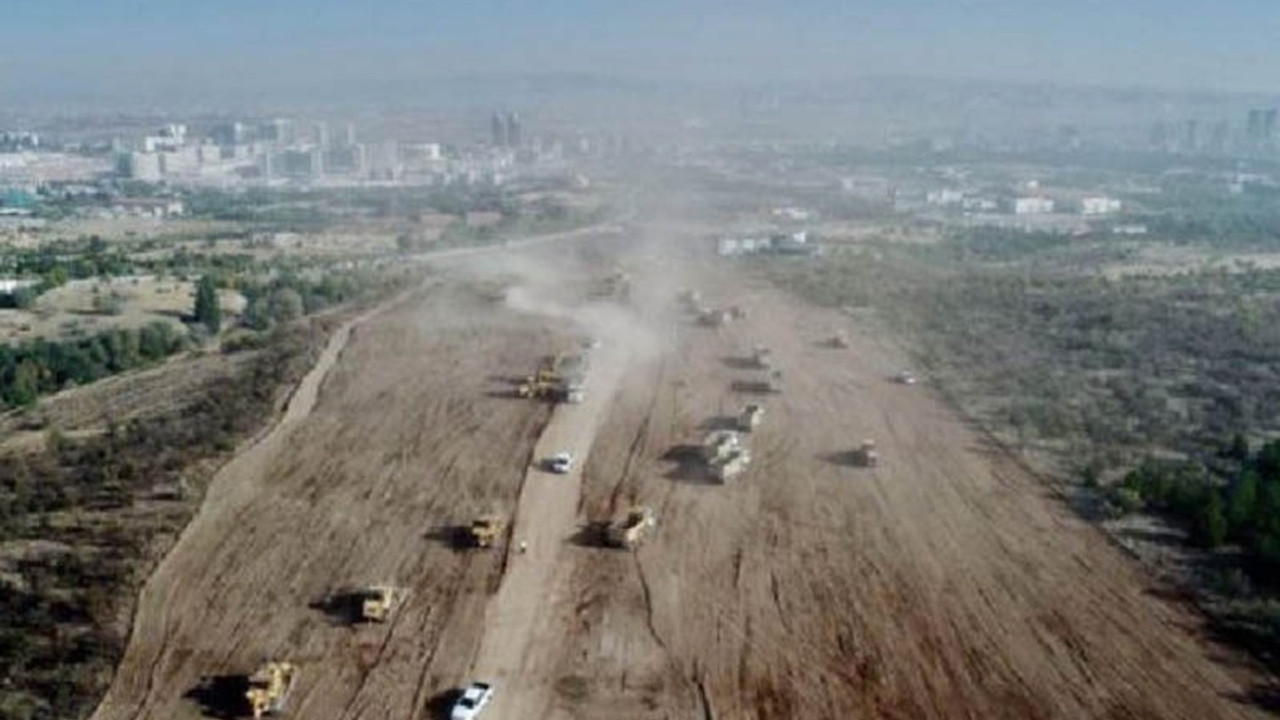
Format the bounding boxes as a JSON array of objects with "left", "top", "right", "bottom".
[{"left": 92, "top": 233, "right": 1273, "bottom": 720}]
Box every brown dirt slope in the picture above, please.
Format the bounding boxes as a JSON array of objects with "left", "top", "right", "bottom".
[{"left": 93, "top": 247, "right": 1273, "bottom": 720}]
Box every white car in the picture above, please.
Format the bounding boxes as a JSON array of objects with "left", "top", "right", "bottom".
[
  {"left": 451, "top": 682, "right": 494, "bottom": 720},
  {"left": 547, "top": 451, "right": 574, "bottom": 474},
  {"left": 895, "top": 371, "right": 918, "bottom": 385}
]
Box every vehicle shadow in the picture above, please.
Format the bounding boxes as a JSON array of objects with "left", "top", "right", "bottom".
[
  {"left": 699, "top": 415, "right": 740, "bottom": 432},
  {"left": 569, "top": 521, "right": 611, "bottom": 548},
  {"left": 661, "top": 445, "right": 716, "bottom": 483},
  {"left": 423, "top": 524, "right": 473, "bottom": 551},
  {"left": 425, "top": 689, "right": 464, "bottom": 720},
  {"left": 819, "top": 450, "right": 859, "bottom": 467},
  {"left": 731, "top": 380, "right": 776, "bottom": 394},
  {"left": 184, "top": 675, "right": 249, "bottom": 719},
  {"left": 308, "top": 590, "right": 367, "bottom": 625}
]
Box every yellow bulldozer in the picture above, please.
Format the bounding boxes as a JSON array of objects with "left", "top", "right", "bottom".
[
  {"left": 605, "top": 506, "right": 657, "bottom": 549},
  {"left": 360, "top": 586, "right": 401, "bottom": 623},
  {"left": 467, "top": 515, "right": 505, "bottom": 548},
  {"left": 245, "top": 661, "right": 296, "bottom": 719},
  {"left": 852, "top": 439, "right": 878, "bottom": 467}
]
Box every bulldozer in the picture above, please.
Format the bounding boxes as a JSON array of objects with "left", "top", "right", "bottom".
[
  {"left": 245, "top": 661, "right": 296, "bottom": 719},
  {"left": 467, "top": 515, "right": 505, "bottom": 548},
  {"left": 605, "top": 506, "right": 657, "bottom": 549},
  {"left": 710, "top": 448, "right": 751, "bottom": 482},
  {"left": 359, "top": 586, "right": 401, "bottom": 623},
  {"left": 750, "top": 346, "right": 773, "bottom": 369},
  {"left": 737, "top": 403, "right": 765, "bottom": 432},
  {"left": 678, "top": 288, "right": 701, "bottom": 311},
  {"left": 852, "top": 439, "right": 878, "bottom": 467},
  {"left": 516, "top": 378, "right": 557, "bottom": 399},
  {"left": 702, "top": 429, "right": 743, "bottom": 463}
]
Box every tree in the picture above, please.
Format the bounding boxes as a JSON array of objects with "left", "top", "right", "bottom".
[
  {"left": 11, "top": 360, "right": 41, "bottom": 407},
  {"left": 267, "top": 287, "right": 303, "bottom": 324},
  {"left": 1194, "top": 491, "right": 1228, "bottom": 549},
  {"left": 1227, "top": 471, "right": 1259, "bottom": 538},
  {"left": 193, "top": 276, "right": 222, "bottom": 334}
]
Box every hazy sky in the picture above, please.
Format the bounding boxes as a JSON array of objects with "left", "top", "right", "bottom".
[{"left": 3, "top": 0, "right": 1278, "bottom": 101}]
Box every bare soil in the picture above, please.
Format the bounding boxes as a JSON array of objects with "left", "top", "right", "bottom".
[{"left": 92, "top": 238, "right": 1275, "bottom": 720}]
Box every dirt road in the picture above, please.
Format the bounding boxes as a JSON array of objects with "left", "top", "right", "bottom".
[{"left": 93, "top": 236, "right": 1274, "bottom": 720}]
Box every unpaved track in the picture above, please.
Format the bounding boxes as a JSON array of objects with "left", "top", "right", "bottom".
[{"left": 94, "top": 237, "right": 1274, "bottom": 720}]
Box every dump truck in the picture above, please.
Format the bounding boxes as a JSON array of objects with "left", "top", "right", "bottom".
[
  {"left": 737, "top": 403, "right": 765, "bottom": 432},
  {"left": 605, "top": 506, "right": 657, "bottom": 548},
  {"left": 593, "top": 271, "right": 631, "bottom": 301},
  {"left": 246, "top": 662, "right": 296, "bottom": 719},
  {"left": 702, "top": 429, "right": 743, "bottom": 463},
  {"left": 750, "top": 346, "right": 773, "bottom": 369},
  {"left": 678, "top": 289, "right": 701, "bottom": 311},
  {"left": 852, "top": 439, "right": 878, "bottom": 467},
  {"left": 710, "top": 448, "right": 751, "bottom": 482},
  {"left": 468, "top": 515, "right": 505, "bottom": 548},
  {"left": 699, "top": 308, "right": 731, "bottom": 327},
  {"left": 360, "top": 586, "right": 401, "bottom": 623}
]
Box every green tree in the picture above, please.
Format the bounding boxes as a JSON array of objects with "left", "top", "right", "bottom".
[
  {"left": 1194, "top": 491, "right": 1228, "bottom": 549},
  {"left": 193, "top": 276, "right": 222, "bottom": 334},
  {"left": 267, "top": 287, "right": 303, "bottom": 324},
  {"left": 1228, "top": 471, "right": 1259, "bottom": 538},
  {"left": 11, "top": 360, "right": 41, "bottom": 407}
]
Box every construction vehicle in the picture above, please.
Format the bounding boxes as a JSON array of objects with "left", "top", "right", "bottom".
[
  {"left": 515, "top": 352, "right": 589, "bottom": 403},
  {"left": 516, "top": 378, "right": 557, "bottom": 399},
  {"left": 702, "top": 429, "right": 743, "bottom": 463},
  {"left": 593, "top": 271, "right": 631, "bottom": 301},
  {"left": 699, "top": 308, "right": 731, "bottom": 327},
  {"left": 467, "top": 515, "right": 505, "bottom": 548},
  {"left": 678, "top": 289, "right": 701, "bottom": 311},
  {"left": 245, "top": 661, "right": 296, "bottom": 719},
  {"left": 737, "top": 403, "right": 765, "bottom": 432},
  {"left": 605, "top": 506, "right": 657, "bottom": 548},
  {"left": 852, "top": 439, "right": 878, "bottom": 467},
  {"left": 710, "top": 448, "right": 751, "bottom": 482},
  {"left": 750, "top": 346, "right": 773, "bottom": 369},
  {"left": 728, "top": 305, "right": 747, "bottom": 320},
  {"left": 828, "top": 332, "right": 850, "bottom": 349},
  {"left": 359, "top": 586, "right": 401, "bottom": 623}
]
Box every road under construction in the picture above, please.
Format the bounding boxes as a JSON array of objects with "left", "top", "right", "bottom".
[{"left": 90, "top": 223, "right": 1275, "bottom": 720}]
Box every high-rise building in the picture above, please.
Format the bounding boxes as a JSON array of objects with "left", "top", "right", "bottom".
[
  {"left": 1149, "top": 121, "right": 1168, "bottom": 152},
  {"left": 1181, "top": 120, "right": 1199, "bottom": 153},
  {"left": 505, "top": 112, "right": 521, "bottom": 148},
  {"left": 491, "top": 112, "right": 507, "bottom": 147},
  {"left": 1247, "top": 110, "right": 1263, "bottom": 143},
  {"left": 313, "top": 121, "right": 330, "bottom": 149},
  {"left": 1207, "top": 121, "right": 1228, "bottom": 154},
  {"left": 259, "top": 118, "right": 296, "bottom": 146}
]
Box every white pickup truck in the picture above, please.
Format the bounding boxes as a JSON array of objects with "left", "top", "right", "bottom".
[{"left": 451, "top": 682, "right": 495, "bottom": 720}]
